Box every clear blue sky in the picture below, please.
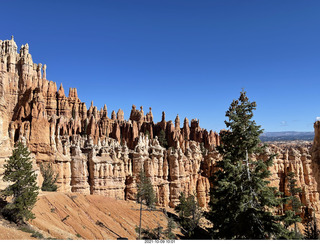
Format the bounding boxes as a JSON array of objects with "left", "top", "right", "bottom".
[{"left": 1, "top": 0, "right": 319, "bottom": 132}]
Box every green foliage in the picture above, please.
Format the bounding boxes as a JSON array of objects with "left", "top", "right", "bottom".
[
  {"left": 158, "top": 130, "right": 168, "bottom": 148},
  {"left": 137, "top": 170, "right": 156, "bottom": 209},
  {"left": 72, "top": 107, "right": 76, "bottom": 119},
  {"left": 138, "top": 224, "right": 163, "bottom": 240},
  {"left": 175, "top": 193, "right": 202, "bottom": 238},
  {"left": 200, "top": 142, "right": 207, "bottom": 156},
  {"left": 136, "top": 169, "right": 157, "bottom": 239},
  {"left": 165, "top": 218, "right": 177, "bottom": 239},
  {"left": 304, "top": 206, "right": 320, "bottom": 240},
  {"left": 40, "top": 163, "right": 58, "bottom": 192},
  {"left": 1, "top": 142, "right": 39, "bottom": 223},
  {"left": 135, "top": 219, "right": 177, "bottom": 240},
  {"left": 145, "top": 130, "right": 151, "bottom": 139},
  {"left": 281, "top": 171, "right": 303, "bottom": 238},
  {"left": 206, "top": 90, "right": 287, "bottom": 239},
  {"left": 19, "top": 225, "right": 44, "bottom": 239},
  {"left": 31, "top": 231, "right": 44, "bottom": 239}
]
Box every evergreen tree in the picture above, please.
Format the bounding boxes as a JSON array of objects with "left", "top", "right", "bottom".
[
  {"left": 40, "top": 163, "right": 58, "bottom": 192},
  {"left": 281, "top": 171, "right": 303, "bottom": 238},
  {"left": 158, "top": 130, "right": 168, "bottom": 148},
  {"left": 206, "top": 90, "right": 286, "bottom": 239},
  {"left": 304, "top": 206, "right": 320, "bottom": 240},
  {"left": 165, "top": 217, "right": 177, "bottom": 239},
  {"left": 137, "top": 169, "right": 156, "bottom": 208},
  {"left": 175, "top": 193, "right": 202, "bottom": 238},
  {"left": 136, "top": 169, "right": 156, "bottom": 239},
  {"left": 1, "top": 142, "right": 39, "bottom": 223}
]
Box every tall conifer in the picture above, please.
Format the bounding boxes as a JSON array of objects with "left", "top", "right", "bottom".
[
  {"left": 207, "top": 90, "right": 286, "bottom": 239},
  {"left": 1, "top": 142, "right": 39, "bottom": 223}
]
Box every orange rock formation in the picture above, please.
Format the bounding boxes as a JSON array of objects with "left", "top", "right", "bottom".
[{"left": 0, "top": 37, "right": 320, "bottom": 215}]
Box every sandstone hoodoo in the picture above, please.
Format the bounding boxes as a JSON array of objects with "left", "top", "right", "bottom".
[
  {"left": 0, "top": 37, "right": 219, "bottom": 208},
  {"left": 0, "top": 37, "right": 320, "bottom": 216}
]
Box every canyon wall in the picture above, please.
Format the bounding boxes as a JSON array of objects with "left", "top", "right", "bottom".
[{"left": 1, "top": 37, "right": 320, "bottom": 214}]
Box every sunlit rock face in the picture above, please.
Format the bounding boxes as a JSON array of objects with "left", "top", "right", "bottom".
[
  {"left": 0, "top": 37, "right": 320, "bottom": 217},
  {"left": 0, "top": 37, "right": 220, "bottom": 207}
]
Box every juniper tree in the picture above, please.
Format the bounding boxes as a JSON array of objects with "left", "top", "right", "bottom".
[
  {"left": 206, "top": 90, "right": 286, "bottom": 239},
  {"left": 1, "top": 142, "right": 39, "bottom": 223}
]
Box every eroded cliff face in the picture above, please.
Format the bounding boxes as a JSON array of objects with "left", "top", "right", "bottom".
[
  {"left": 0, "top": 37, "right": 218, "bottom": 208},
  {"left": 0, "top": 37, "right": 320, "bottom": 214},
  {"left": 261, "top": 143, "right": 320, "bottom": 212}
]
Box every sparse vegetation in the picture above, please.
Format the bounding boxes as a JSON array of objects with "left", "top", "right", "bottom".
[
  {"left": 135, "top": 218, "right": 177, "bottom": 240},
  {"left": 31, "top": 231, "right": 44, "bottom": 239},
  {"left": 40, "top": 163, "right": 58, "bottom": 192},
  {"left": 19, "top": 225, "right": 44, "bottom": 239},
  {"left": 158, "top": 129, "right": 168, "bottom": 148},
  {"left": 136, "top": 224, "right": 163, "bottom": 240},
  {"left": 200, "top": 142, "right": 207, "bottom": 156}
]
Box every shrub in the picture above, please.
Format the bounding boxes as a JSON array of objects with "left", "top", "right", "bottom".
[{"left": 40, "top": 163, "right": 58, "bottom": 192}]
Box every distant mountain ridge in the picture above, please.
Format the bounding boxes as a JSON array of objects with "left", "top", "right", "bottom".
[{"left": 260, "top": 131, "right": 314, "bottom": 142}]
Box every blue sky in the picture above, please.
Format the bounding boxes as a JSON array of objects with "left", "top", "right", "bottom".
[{"left": 1, "top": 0, "right": 319, "bottom": 132}]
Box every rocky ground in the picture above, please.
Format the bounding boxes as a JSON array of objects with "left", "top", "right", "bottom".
[{"left": 0, "top": 192, "right": 174, "bottom": 240}]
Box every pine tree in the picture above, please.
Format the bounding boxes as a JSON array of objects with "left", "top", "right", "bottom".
[
  {"left": 136, "top": 169, "right": 156, "bottom": 239},
  {"left": 175, "top": 193, "right": 202, "bottom": 238},
  {"left": 281, "top": 171, "right": 303, "bottom": 238},
  {"left": 137, "top": 169, "right": 156, "bottom": 208},
  {"left": 1, "top": 142, "right": 39, "bottom": 223},
  {"left": 206, "top": 90, "right": 286, "bottom": 239}
]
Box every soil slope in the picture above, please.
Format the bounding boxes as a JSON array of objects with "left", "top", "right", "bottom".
[
  {"left": 0, "top": 221, "right": 36, "bottom": 240},
  {"left": 29, "top": 192, "right": 169, "bottom": 240}
]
